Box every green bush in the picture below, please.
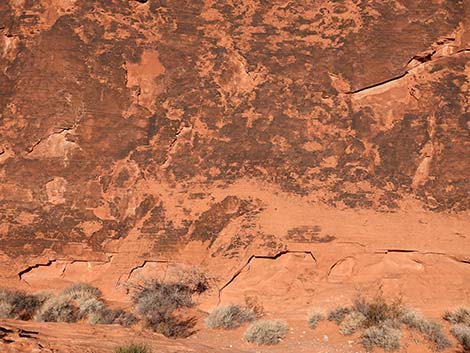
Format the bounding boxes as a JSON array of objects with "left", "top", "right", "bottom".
[
  {"left": 205, "top": 304, "right": 255, "bottom": 329},
  {"left": 244, "top": 320, "right": 288, "bottom": 345},
  {"left": 114, "top": 343, "right": 151, "bottom": 353},
  {"left": 361, "top": 323, "right": 402, "bottom": 351},
  {"left": 307, "top": 310, "right": 324, "bottom": 329}
]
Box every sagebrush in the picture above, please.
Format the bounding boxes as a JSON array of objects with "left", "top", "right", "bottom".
[
  {"left": 361, "top": 323, "right": 402, "bottom": 352},
  {"left": 445, "top": 308, "right": 470, "bottom": 351},
  {"left": 0, "top": 288, "right": 45, "bottom": 320},
  {"left": 205, "top": 304, "right": 255, "bottom": 329},
  {"left": 326, "top": 294, "right": 452, "bottom": 352},
  {"left": 114, "top": 343, "right": 151, "bottom": 353},
  {"left": 244, "top": 320, "right": 288, "bottom": 345},
  {"left": 307, "top": 310, "right": 324, "bottom": 329},
  {"left": 133, "top": 279, "right": 196, "bottom": 338},
  {"left": 35, "top": 283, "right": 132, "bottom": 325},
  {"left": 401, "top": 310, "right": 450, "bottom": 351}
]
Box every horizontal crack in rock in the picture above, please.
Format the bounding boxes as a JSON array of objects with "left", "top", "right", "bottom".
[
  {"left": 375, "top": 249, "right": 470, "bottom": 264},
  {"left": 18, "top": 257, "right": 113, "bottom": 284},
  {"left": 125, "top": 260, "right": 171, "bottom": 282},
  {"left": 18, "top": 260, "right": 57, "bottom": 280},
  {"left": 347, "top": 48, "right": 470, "bottom": 95},
  {"left": 217, "top": 250, "right": 316, "bottom": 303}
]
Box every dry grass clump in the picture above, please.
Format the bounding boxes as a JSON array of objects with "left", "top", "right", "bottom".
[
  {"left": 133, "top": 279, "right": 196, "bottom": 338},
  {"left": 62, "top": 283, "right": 102, "bottom": 300},
  {"left": 352, "top": 296, "right": 403, "bottom": 328},
  {"left": 340, "top": 311, "right": 366, "bottom": 335},
  {"left": 327, "top": 306, "right": 351, "bottom": 324},
  {"left": 326, "top": 294, "right": 452, "bottom": 352},
  {"left": 35, "top": 295, "right": 78, "bottom": 323},
  {"left": 114, "top": 343, "right": 151, "bottom": 353},
  {"left": 205, "top": 304, "right": 255, "bottom": 329},
  {"left": 0, "top": 288, "right": 46, "bottom": 320},
  {"left": 361, "top": 323, "right": 402, "bottom": 352},
  {"left": 444, "top": 307, "right": 470, "bottom": 325},
  {"left": 450, "top": 324, "right": 470, "bottom": 351},
  {"left": 244, "top": 320, "right": 288, "bottom": 345},
  {"left": 401, "top": 310, "right": 450, "bottom": 351},
  {"left": 445, "top": 307, "right": 470, "bottom": 351},
  {"left": 176, "top": 267, "right": 209, "bottom": 294},
  {"left": 328, "top": 295, "right": 403, "bottom": 351},
  {"left": 307, "top": 310, "right": 324, "bottom": 329},
  {"left": 35, "top": 283, "right": 134, "bottom": 325}
]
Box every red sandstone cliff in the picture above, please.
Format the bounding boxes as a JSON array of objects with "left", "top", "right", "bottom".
[{"left": 1, "top": 1, "right": 470, "bottom": 352}]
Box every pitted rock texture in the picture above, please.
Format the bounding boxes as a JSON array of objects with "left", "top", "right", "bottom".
[{"left": 1, "top": 0, "right": 470, "bottom": 316}]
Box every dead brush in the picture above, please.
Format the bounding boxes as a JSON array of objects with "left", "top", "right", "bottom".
[
  {"left": 132, "top": 278, "right": 197, "bottom": 338},
  {"left": 325, "top": 292, "right": 452, "bottom": 352}
]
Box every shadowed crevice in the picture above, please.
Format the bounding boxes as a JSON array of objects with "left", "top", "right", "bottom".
[{"left": 217, "top": 250, "right": 316, "bottom": 303}]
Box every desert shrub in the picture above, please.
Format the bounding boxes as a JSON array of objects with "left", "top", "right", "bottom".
[
  {"left": 205, "top": 304, "right": 255, "bottom": 329},
  {"left": 0, "top": 288, "right": 45, "bottom": 320},
  {"left": 78, "top": 297, "right": 106, "bottom": 318},
  {"left": 451, "top": 324, "right": 470, "bottom": 351},
  {"left": 177, "top": 267, "right": 209, "bottom": 294},
  {"left": 244, "top": 320, "right": 288, "bottom": 345},
  {"left": 307, "top": 310, "right": 324, "bottom": 329},
  {"left": 329, "top": 295, "right": 408, "bottom": 351},
  {"left": 445, "top": 307, "right": 470, "bottom": 351},
  {"left": 340, "top": 311, "right": 366, "bottom": 336},
  {"left": 330, "top": 296, "right": 451, "bottom": 352},
  {"left": 327, "top": 306, "right": 351, "bottom": 324},
  {"left": 401, "top": 310, "right": 450, "bottom": 351},
  {"left": 444, "top": 307, "right": 470, "bottom": 326},
  {"left": 134, "top": 279, "right": 196, "bottom": 338},
  {"left": 155, "top": 316, "right": 197, "bottom": 338},
  {"left": 62, "top": 283, "right": 102, "bottom": 301},
  {"left": 106, "top": 309, "right": 137, "bottom": 326},
  {"left": 422, "top": 322, "right": 451, "bottom": 351},
  {"left": 114, "top": 343, "right": 151, "bottom": 353},
  {"left": 353, "top": 295, "right": 403, "bottom": 328},
  {"left": 36, "top": 296, "right": 78, "bottom": 323},
  {"left": 361, "top": 323, "right": 402, "bottom": 351},
  {"left": 136, "top": 280, "right": 193, "bottom": 314},
  {"left": 400, "top": 310, "right": 422, "bottom": 327},
  {"left": 88, "top": 308, "right": 137, "bottom": 326},
  {"left": 34, "top": 283, "right": 132, "bottom": 326}
]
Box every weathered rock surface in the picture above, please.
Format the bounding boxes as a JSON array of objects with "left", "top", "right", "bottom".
[{"left": 1, "top": 0, "right": 470, "bottom": 350}]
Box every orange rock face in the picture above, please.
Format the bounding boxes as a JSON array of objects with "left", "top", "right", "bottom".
[{"left": 1, "top": 0, "right": 470, "bottom": 351}]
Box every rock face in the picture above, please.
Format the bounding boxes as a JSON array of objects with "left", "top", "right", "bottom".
[{"left": 1, "top": 0, "right": 470, "bottom": 314}]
